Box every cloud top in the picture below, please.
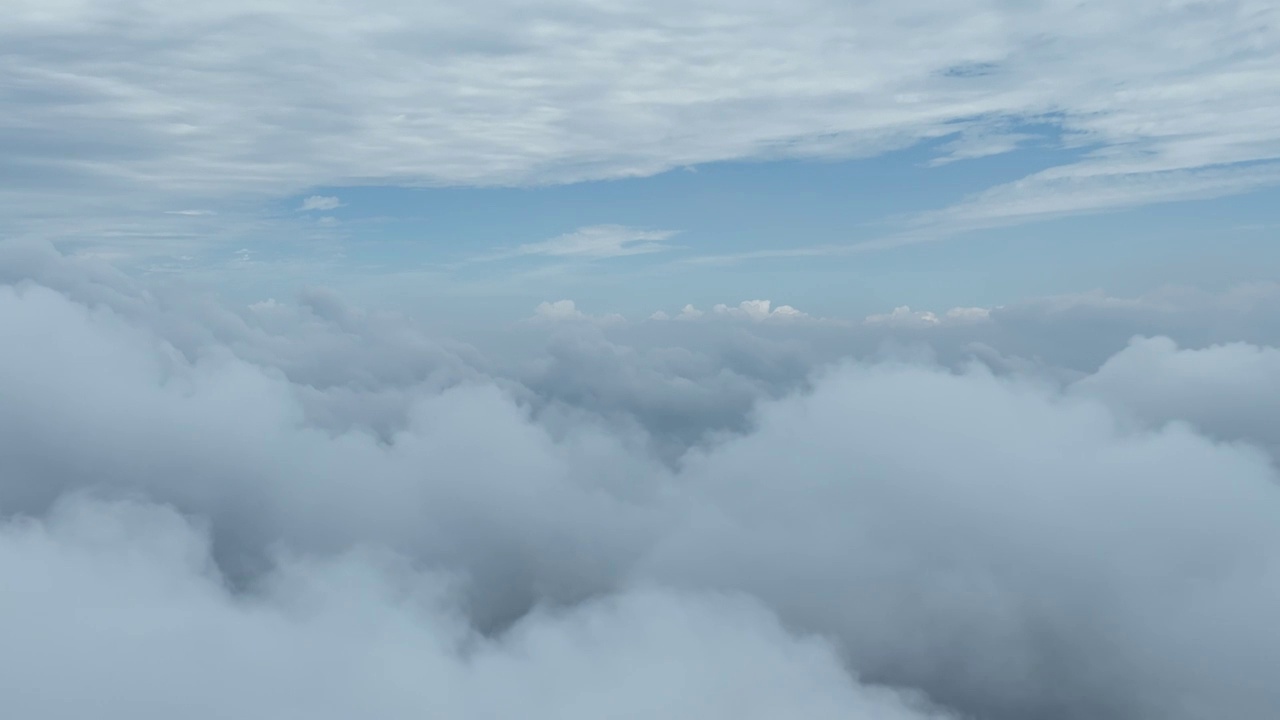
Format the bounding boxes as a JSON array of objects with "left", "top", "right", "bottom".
[{"left": 1, "top": 244, "right": 1279, "bottom": 719}]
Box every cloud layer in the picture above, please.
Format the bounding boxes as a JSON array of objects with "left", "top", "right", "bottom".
[
  {"left": 2, "top": 242, "right": 1279, "bottom": 719},
  {"left": 4, "top": 1, "right": 1279, "bottom": 250}
]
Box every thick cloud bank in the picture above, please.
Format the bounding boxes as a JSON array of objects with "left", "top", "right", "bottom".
[{"left": 2, "top": 243, "right": 1279, "bottom": 720}]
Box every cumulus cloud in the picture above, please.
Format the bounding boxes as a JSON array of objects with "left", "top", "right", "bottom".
[
  {"left": 534, "top": 299, "right": 588, "bottom": 320},
  {"left": 1071, "top": 336, "right": 1280, "bottom": 460},
  {"left": 648, "top": 301, "right": 812, "bottom": 323},
  {"left": 3, "top": 244, "right": 1280, "bottom": 719},
  {"left": 865, "top": 305, "right": 992, "bottom": 328},
  {"left": 530, "top": 299, "right": 625, "bottom": 325},
  {"left": 675, "top": 304, "right": 705, "bottom": 321},
  {"left": 712, "top": 300, "right": 809, "bottom": 322}
]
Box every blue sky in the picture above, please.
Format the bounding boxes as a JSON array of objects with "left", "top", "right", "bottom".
[
  {"left": 3, "top": 0, "right": 1279, "bottom": 322},
  {"left": 213, "top": 134, "right": 1280, "bottom": 320},
  {"left": 255, "top": 140, "right": 1080, "bottom": 314}
]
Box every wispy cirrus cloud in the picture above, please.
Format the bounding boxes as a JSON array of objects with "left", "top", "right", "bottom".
[
  {"left": 472, "top": 225, "right": 679, "bottom": 263},
  {"left": 679, "top": 159, "right": 1280, "bottom": 265},
  {"left": 4, "top": 0, "right": 1279, "bottom": 256}
]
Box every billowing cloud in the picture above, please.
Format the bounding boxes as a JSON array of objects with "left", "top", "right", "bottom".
[
  {"left": 2, "top": 244, "right": 1280, "bottom": 719},
  {"left": 1071, "top": 335, "right": 1280, "bottom": 459},
  {"left": 1, "top": 496, "right": 954, "bottom": 720}
]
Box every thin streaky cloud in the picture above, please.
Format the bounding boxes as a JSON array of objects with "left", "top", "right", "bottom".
[
  {"left": 469, "top": 225, "right": 680, "bottom": 264},
  {"left": 3, "top": 1, "right": 1279, "bottom": 253},
  {"left": 678, "top": 159, "right": 1280, "bottom": 265}
]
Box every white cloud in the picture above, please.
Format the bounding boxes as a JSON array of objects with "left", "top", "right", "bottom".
[
  {"left": 652, "top": 301, "right": 812, "bottom": 322},
  {"left": 1072, "top": 336, "right": 1280, "bottom": 457},
  {"left": 479, "top": 225, "right": 678, "bottom": 263},
  {"left": 3, "top": 1, "right": 1279, "bottom": 251},
  {"left": 535, "top": 299, "right": 587, "bottom": 320},
  {"left": 299, "top": 196, "right": 343, "bottom": 212},
  {"left": 713, "top": 300, "right": 810, "bottom": 322},
  {"left": 675, "top": 304, "right": 704, "bottom": 321},
  {"left": 882, "top": 161, "right": 1280, "bottom": 250},
  {"left": 531, "top": 299, "right": 624, "bottom": 325},
  {"left": 864, "top": 305, "right": 991, "bottom": 328},
  {"left": 926, "top": 126, "right": 1037, "bottom": 167},
  {"left": 943, "top": 306, "right": 991, "bottom": 323},
  {"left": 865, "top": 306, "right": 942, "bottom": 327},
  {"left": 3, "top": 247, "right": 1280, "bottom": 718}
]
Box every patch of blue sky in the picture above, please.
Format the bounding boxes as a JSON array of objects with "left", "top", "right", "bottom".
[
  {"left": 247, "top": 120, "right": 1278, "bottom": 319},
  {"left": 282, "top": 124, "right": 1068, "bottom": 254}
]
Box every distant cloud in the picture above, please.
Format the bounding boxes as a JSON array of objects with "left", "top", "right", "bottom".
[
  {"left": 864, "top": 305, "right": 991, "bottom": 328},
  {"left": 714, "top": 300, "right": 810, "bottom": 322},
  {"left": 648, "top": 304, "right": 704, "bottom": 321},
  {"left": 163, "top": 209, "right": 217, "bottom": 216},
  {"left": 676, "top": 304, "right": 704, "bottom": 321},
  {"left": 534, "top": 299, "right": 585, "bottom": 320},
  {"left": 531, "top": 299, "right": 624, "bottom": 325},
  {"left": 479, "top": 225, "right": 679, "bottom": 263},
  {"left": 649, "top": 301, "right": 811, "bottom": 322},
  {"left": 298, "top": 196, "right": 343, "bottom": 212}
]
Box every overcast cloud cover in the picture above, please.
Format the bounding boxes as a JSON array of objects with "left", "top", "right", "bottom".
[{"left": 3, "top": 2, "right": 1280, "bottom": 719}]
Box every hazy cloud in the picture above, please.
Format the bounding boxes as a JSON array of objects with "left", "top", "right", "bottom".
[{"left": 299, "top": 196, "right": 343, "bottom": 211}]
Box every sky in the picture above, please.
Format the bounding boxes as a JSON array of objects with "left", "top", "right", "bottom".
[
  {"left": 3, "top": 3, "right": 1280, "bottom": 720},
  {"left": 4, "top": 0, "right": 1280, "bottom": 320}
]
